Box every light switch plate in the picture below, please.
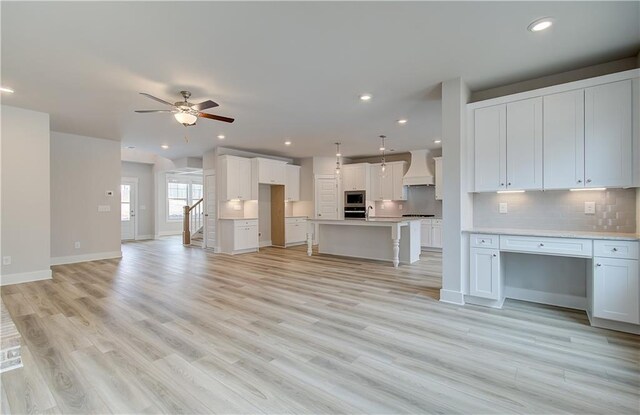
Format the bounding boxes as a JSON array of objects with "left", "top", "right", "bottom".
[
  {"left": 584, "top": 201, "right": 596, "bottom": 215},
  {"left": 74, "top": 241, "right": 81, "bottom": 249},
  {"left": 399, "top": 204, "right": 403, "bottom": 210},
  {"left": 98, "top": 205, "right": 111, "bottom": 212},
  {"left": 499, "top": 202, "right": 508, "bottom": 214}
]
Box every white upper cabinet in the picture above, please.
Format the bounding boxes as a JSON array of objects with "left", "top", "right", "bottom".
[
  {"left": 543, "top": 90, "right": 585, "bottom": 190},
  {"left": 434, "top": 157, "right": 443, "bottom": 200},
  {"left": 254, "top": 158, "right": 286, "bottom": 185},
  {"left": 506, "top": 97, "right": 543, "bottom": 190},
  {"left": 218, "top": 155, "right": 253, "bottom": 201},
  {"left": 584, "top": 80, "right": 633, "bottom": 188},
  {"left": 369, "top": 162, "right": 406, "bottom": 201},
  {"left": 285, "top": 164, "right": 301, "bottom": 201},
  {"left": 474, "top": 104, "right": 506, "bottom": 192},
  {"left": 342, "top": 163, "right": 369, "bottom": 192}
]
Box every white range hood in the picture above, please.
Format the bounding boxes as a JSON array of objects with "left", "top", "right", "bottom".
[{"left": 403, "top": 149, "right": 435, "bottom": 186}]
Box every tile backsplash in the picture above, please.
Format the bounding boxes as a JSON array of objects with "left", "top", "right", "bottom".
[
  {"left": 473, "top": 189, "right": 637, "bottom": 233},
  {"left": 374, "top": 186, "right": 442, "bottom": 217}
]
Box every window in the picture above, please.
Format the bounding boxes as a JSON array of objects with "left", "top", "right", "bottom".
[
  {"left": 121, "top": 184, "right": 131, "bottom": 221},
  {"left": 166, "top": 176, "right": 203, "bottom": 221}
]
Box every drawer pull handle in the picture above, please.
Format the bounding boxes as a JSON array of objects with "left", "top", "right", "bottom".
[{"left": 612, "top": 248, "right": 618, "bottom": 252}]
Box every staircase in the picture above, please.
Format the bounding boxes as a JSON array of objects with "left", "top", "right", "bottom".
[{"left": 183, "top": 198, "right": 204, "bottom": 247}]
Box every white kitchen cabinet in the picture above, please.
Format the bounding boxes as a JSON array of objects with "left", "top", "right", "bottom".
[
  {"left": 593, "top": 257, "right": 639, "bottom": 324},
  {"left": 469, "top": 247, "right": 501, "bottom": 300},
  {"left": 434, "top": 157, "right": 442, "bottom": 200},
  {"left": 254, "top": 158, "right": 287, "bottom": 185},
  {"left": 584, "top": 80, "right": 633, "bottom": 188},
  {"left": 369, "top": 162, "right": 406, "bottom": 201},
  {"left": 342, "top": 163, "right": 369, "bottom": 192},
  {"left": 420, "top": 219, "right": 442, "bottom": 249},
  {"left": 285, "top": 217, "right": 307, "bottom": 245},
  {"left": 218, "top": 219, "right": 259, "bottom": 254},
  {"left": 218, "top": 155, "right": 253, "bottom": 201},
  {"left": 506, "top": 97, "right": 543, "bottom": 190},
  {"left": 285, "top": 164, "right": 301, "bottom": 201},
  {"left": 474, "top": 104, "right": 506, "bottom": 192}
]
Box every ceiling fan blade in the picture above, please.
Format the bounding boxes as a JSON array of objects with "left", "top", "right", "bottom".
[
  {"left": 139, "top": 92, "right": 175, "bottom": 107},
  {"left": 191, "top": 100, "right": 219, "bottom": 111},
  {"left": 198, "top": 112, "right": 235, "bottom": 123},
  {"left": 134, "top": 109, "right": 175, "bottom": 113}
]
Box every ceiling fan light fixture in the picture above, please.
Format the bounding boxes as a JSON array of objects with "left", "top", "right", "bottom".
[{"left": 174, "top": 112, "right": 198, "bottom": 126}]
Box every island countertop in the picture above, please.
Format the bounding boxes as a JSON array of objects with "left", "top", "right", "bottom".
[{"left": 308, "top": 218, "right": 422, "bottom": 226}]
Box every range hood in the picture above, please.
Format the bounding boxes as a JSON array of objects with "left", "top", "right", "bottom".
[{"left": 403, "top": 149, "right": 435, "bottom": 186}]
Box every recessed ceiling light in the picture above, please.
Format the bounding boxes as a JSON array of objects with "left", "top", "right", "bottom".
[
  {"left": 397, "top": 119, "right": 407, "bottom": 124},
  {"left": 284, "top": 141, "right": 292, "bottom": 146},
  {"left": 0, "top": 87, "right": 14, "bottom": 93},
  {"left": 434, "top": 139, "right": 442, "bottom": 144},
  {"left": 217, "top": 135, "right": 225, "bottom": 139},
  {"left": 161, "top": 145, "right": 169, "bottom": 149},
  {"left": 360, "top": 94, "right": 372, "bottom": 101},
  {"left": 528, "top": 17, "right": 554, "bottom": 32}
]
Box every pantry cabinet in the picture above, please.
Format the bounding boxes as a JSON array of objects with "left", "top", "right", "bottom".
[
  {"left": 254, "top": 158, "right": 287, "bottom": 185},
  {"left": 285, "top": 164, "right": 301, "bottom": 201},
  {"left": 218, "top": 155, "right": 253, "bottom": 201}
]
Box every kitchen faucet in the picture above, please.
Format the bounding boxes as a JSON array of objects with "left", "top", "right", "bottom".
[{"left": 366, "top": 205, "right": 373, "bottom": 220}]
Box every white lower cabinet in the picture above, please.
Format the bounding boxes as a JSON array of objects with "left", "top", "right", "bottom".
[
  {"left": 593, "top": 257, "right": 639, "bottom": 324},
  {"left": 285, "top": 217, "right": 307, "bottom": 246},
  {"left": 219, "top": 219, "right": 259, "bottom": 254},
  {"left": 420, "top": 219, "right": 442, "bottom": 249},
  {"left": 469, "top": 247, "right": 501, "bottom": 300}
]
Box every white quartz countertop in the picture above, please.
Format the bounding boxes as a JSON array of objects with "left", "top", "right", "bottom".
[
  {"left": 309, "top": 218, "right": 421, "bottom": 226},
  {"left": 463, "top": 228, "right": 640, "bottom": 241}
]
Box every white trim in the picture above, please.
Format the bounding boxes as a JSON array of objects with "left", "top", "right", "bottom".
[
  {"left": 259, "top": 240, "right": 273, "bottom": 248},
  {"left": 439, "top": 289, "right": 465, "bottom": 305},
  {"left": 468, "top": 68, "right": 640, "bottom": 109},
  {"left": 587, "top": 310, "right": 640, "bottom": 335},
  {"left": 121, "top": 177, "right": 139, "bottom": 241},
  {"left": 135, "top": 234, "right": 154, "bottom": 240},
  {"left": 1, "top": 269, "right": 52, "bottom": 286},
  {"left": 464, "top": 295, "right": 506, "bottom": 309},
  {"left": 505, "top": 286, "right": 586, "bottom": 311},
  {"left": 50, "top": 251, "right": 122, "bottom": 266},
  {"left": 155, "top": 230, "right": 182, "bottom": 237}
]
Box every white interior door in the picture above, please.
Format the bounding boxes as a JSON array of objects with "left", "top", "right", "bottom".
[
  {"left": 204, "top": 173, "right": 216, "bottom": 250},
  {"left": 121, "top": 178, "right": 137, "bottom": 241},
  {"left": 315, "top": 177, "right": 338, "bottom": 219}
]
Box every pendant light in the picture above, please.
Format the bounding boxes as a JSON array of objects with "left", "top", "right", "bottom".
[
  {"left": 379, "top": 135, "right": 387, "bottom": 175},
  {"left": 335, "top": 142, "right": 342, "bottom": 175}
]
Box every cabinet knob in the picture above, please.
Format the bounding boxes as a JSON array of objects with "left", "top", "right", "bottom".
[
  {"left": 596, "top": 263, "right": 602, "bottom": 267},
  {"left": 500, "top": 183, "right": 505, "bottom": 186},
  {"left": 539, "top": 243, "right": 544, "bottom": 247},
  {"left": 586, "top": 179, "right": 592, "bottom": 183},
  {"left": 612, "top": 248, "right": 618, "bottom": 252},
  {"left": 481, "top": 239, "right": 485, "bottom": 243},
  {"left": 492, "top": 254, "right": 497, "bottom": 257},
  {"left": 508, "top": 182, "right": 511, "bottom": 186},
  {"left": 577, "top": 179, "right": 582, "bottom": 183}
]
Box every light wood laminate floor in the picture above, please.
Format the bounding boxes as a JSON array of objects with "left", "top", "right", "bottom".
[{"left": 1, "top": 238, "right": 639, "bottom": 414}]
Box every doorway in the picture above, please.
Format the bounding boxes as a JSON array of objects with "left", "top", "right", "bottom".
[
  {"left": 314, "top": 176, "right": 338, "bottom": 219},
  {"left": 121, "top": 177, "right": 138, "bottom": 241}
]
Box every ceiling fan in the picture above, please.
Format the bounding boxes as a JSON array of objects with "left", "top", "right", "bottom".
[{"left": 135, "top": 91, "right": 235, "bottom": 126}]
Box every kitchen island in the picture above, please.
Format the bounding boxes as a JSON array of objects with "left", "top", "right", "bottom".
[{"left": 306, "top": 218, "right": 422, "bottom": 267}]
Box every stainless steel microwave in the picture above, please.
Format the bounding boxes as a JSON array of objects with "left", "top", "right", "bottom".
[{"left": 345, "top": 191, "right": 365, "bottom": 207}]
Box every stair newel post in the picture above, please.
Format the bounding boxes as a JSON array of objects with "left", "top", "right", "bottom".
[{"left": 183, "top": 205, "right": 191, "bottom": 245}]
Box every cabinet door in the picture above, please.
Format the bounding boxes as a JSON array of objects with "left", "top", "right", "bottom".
[
  {"left": 434, "top": 157, "right": 442, "bottom": 200},
  {"left": 469, "top": 248, "right": 501, "bottom": 300},
  {"left": 271, "top": 163, "right": 286, "bottom": 185},
  {"left": 543, "top": 90, "right": 585, "bottom": 189},
  {"left": 370, "top": 165, "right": 382, "bottom": 201},
  {"left": 355, "top": 165, "right": 366, "bottom": 190},
  {"left": 342, "top": 166, "right": 354, "bottom": 191},
  {"left": 584, "top": 80, "right": 633, "bottom": 188},
  {"left": 391, "top": 163, "right": 407, "bottom": 201},
  {"left": 285, "top": 165, "right": 300, "bottom": 201},
  {"left": 506, "top": 97, "right": 543, "bottom": 190},
  {"left": 238, "top": 158, "right": 253, "bottom": 200},
  {"left": 593, "top": 257, "right": 639, "bottom": 324},
  {"left": 420, "top": 222, "right": 432, "bottom": 247},
  {"left": 379, "top": 168, "right": 393, "bottom": 200},
  {"left": 234, "top": 227, "right": 246, "bottom": 250},
  {"left": 247, "top": 226, "right": 259, "bottom": 248},
  {"left": 474, "top": 105, "right": 506, "bottom": 192},
  {"left": 430, "top": 224, "right": 442, "bottom": 248}
]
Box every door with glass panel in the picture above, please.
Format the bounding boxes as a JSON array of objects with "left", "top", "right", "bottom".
[{"left": 121, "top": 178, "right": 138, "bottom": 240}]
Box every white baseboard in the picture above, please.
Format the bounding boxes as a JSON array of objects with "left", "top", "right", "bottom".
[
  {"left": 156, "top": 230, "right": 182, "bottom": 237},
  {"left": 1, "top": 269, "right": 52, "bottom": 286},
  {"left": 587, "top": 310, "right": 640, "bottom": 335},
  {"left": 505, "top": 286, "right": 586, "bottom": 311},
  {"left": 465, "top": 295, "right": 506, "bottom": 309},
  {"left": 51, "top": 251, "right": 122, "bottom": 266},
  {"left": 439, "top": 289, "right": 465, "bottom": 305},
  {"left": 135, "top": 234, "right": 154, "bottom": 240},
  {"left": 259, "top": 240, "right": 272, "bottom": 248}
]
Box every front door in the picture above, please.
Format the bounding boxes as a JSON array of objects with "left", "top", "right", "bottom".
[
  {"left": 204, "top": 173, "right": 216, "bottom": 250},
  {"left": 121, "top": 178, "right": 137, "bottom": 241}
]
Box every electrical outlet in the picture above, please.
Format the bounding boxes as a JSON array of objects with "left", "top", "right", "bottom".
[
  {"left": 499, "top": 202, "right": 508, "bottom": 214},
  {"left": 74, "top": 241, "right": 81, "bottom": 249},
  {"left": 399, "top": 204, "right": 403, "bottom": 210},
  {"left": 97, "top": 205, "right": 111, "bottom": 212},
  {"left": 584, "top": 201, "right": 596, "bottom": 215},
  {"left": 380, "top": 204, "right": 385, "bottom": 210},
  {"left": 2, "top": 256, "right": 11, "bottom": 266}
]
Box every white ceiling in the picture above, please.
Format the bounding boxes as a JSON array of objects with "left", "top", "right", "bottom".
[{"left": 2, "top": 2, "right": 639, "bottom": 159}]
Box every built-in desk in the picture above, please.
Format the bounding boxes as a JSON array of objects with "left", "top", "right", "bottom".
[{"left": 463, "top": 229, "right": 640, "bottom": 334}]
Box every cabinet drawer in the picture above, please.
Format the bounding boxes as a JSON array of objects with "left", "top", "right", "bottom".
[
  {"left": 285, "top": 217, "right": 307, "bottom": 224},
  {"left": 593, "top": 240, "right": 638, "bottom": 260},
  {"left": 470, "top": 234, "right": 499, "bottom": 249},
  {"left": 500, "top": 235, "right": 592, "bottom": 258},
  {"left": 234, "top": 219, "right": 258, "bottom": 228}
]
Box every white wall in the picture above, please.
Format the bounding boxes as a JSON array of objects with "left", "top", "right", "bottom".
[
  {"left": 440, "top": 78, "right": 471, "bottom": 305},
  {"left": 1, "top": 106, "right": 51, "bottom": 284},
  {"left": 50, "top": 132, "right": 121, "bottom": 263},
  {"left": 121, "top": 161, "right": 155, "bottom": 239}
]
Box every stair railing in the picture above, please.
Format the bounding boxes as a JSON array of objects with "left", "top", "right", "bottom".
[{"left": 183, "top": 198, "right": 204, "bottom": 245}]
